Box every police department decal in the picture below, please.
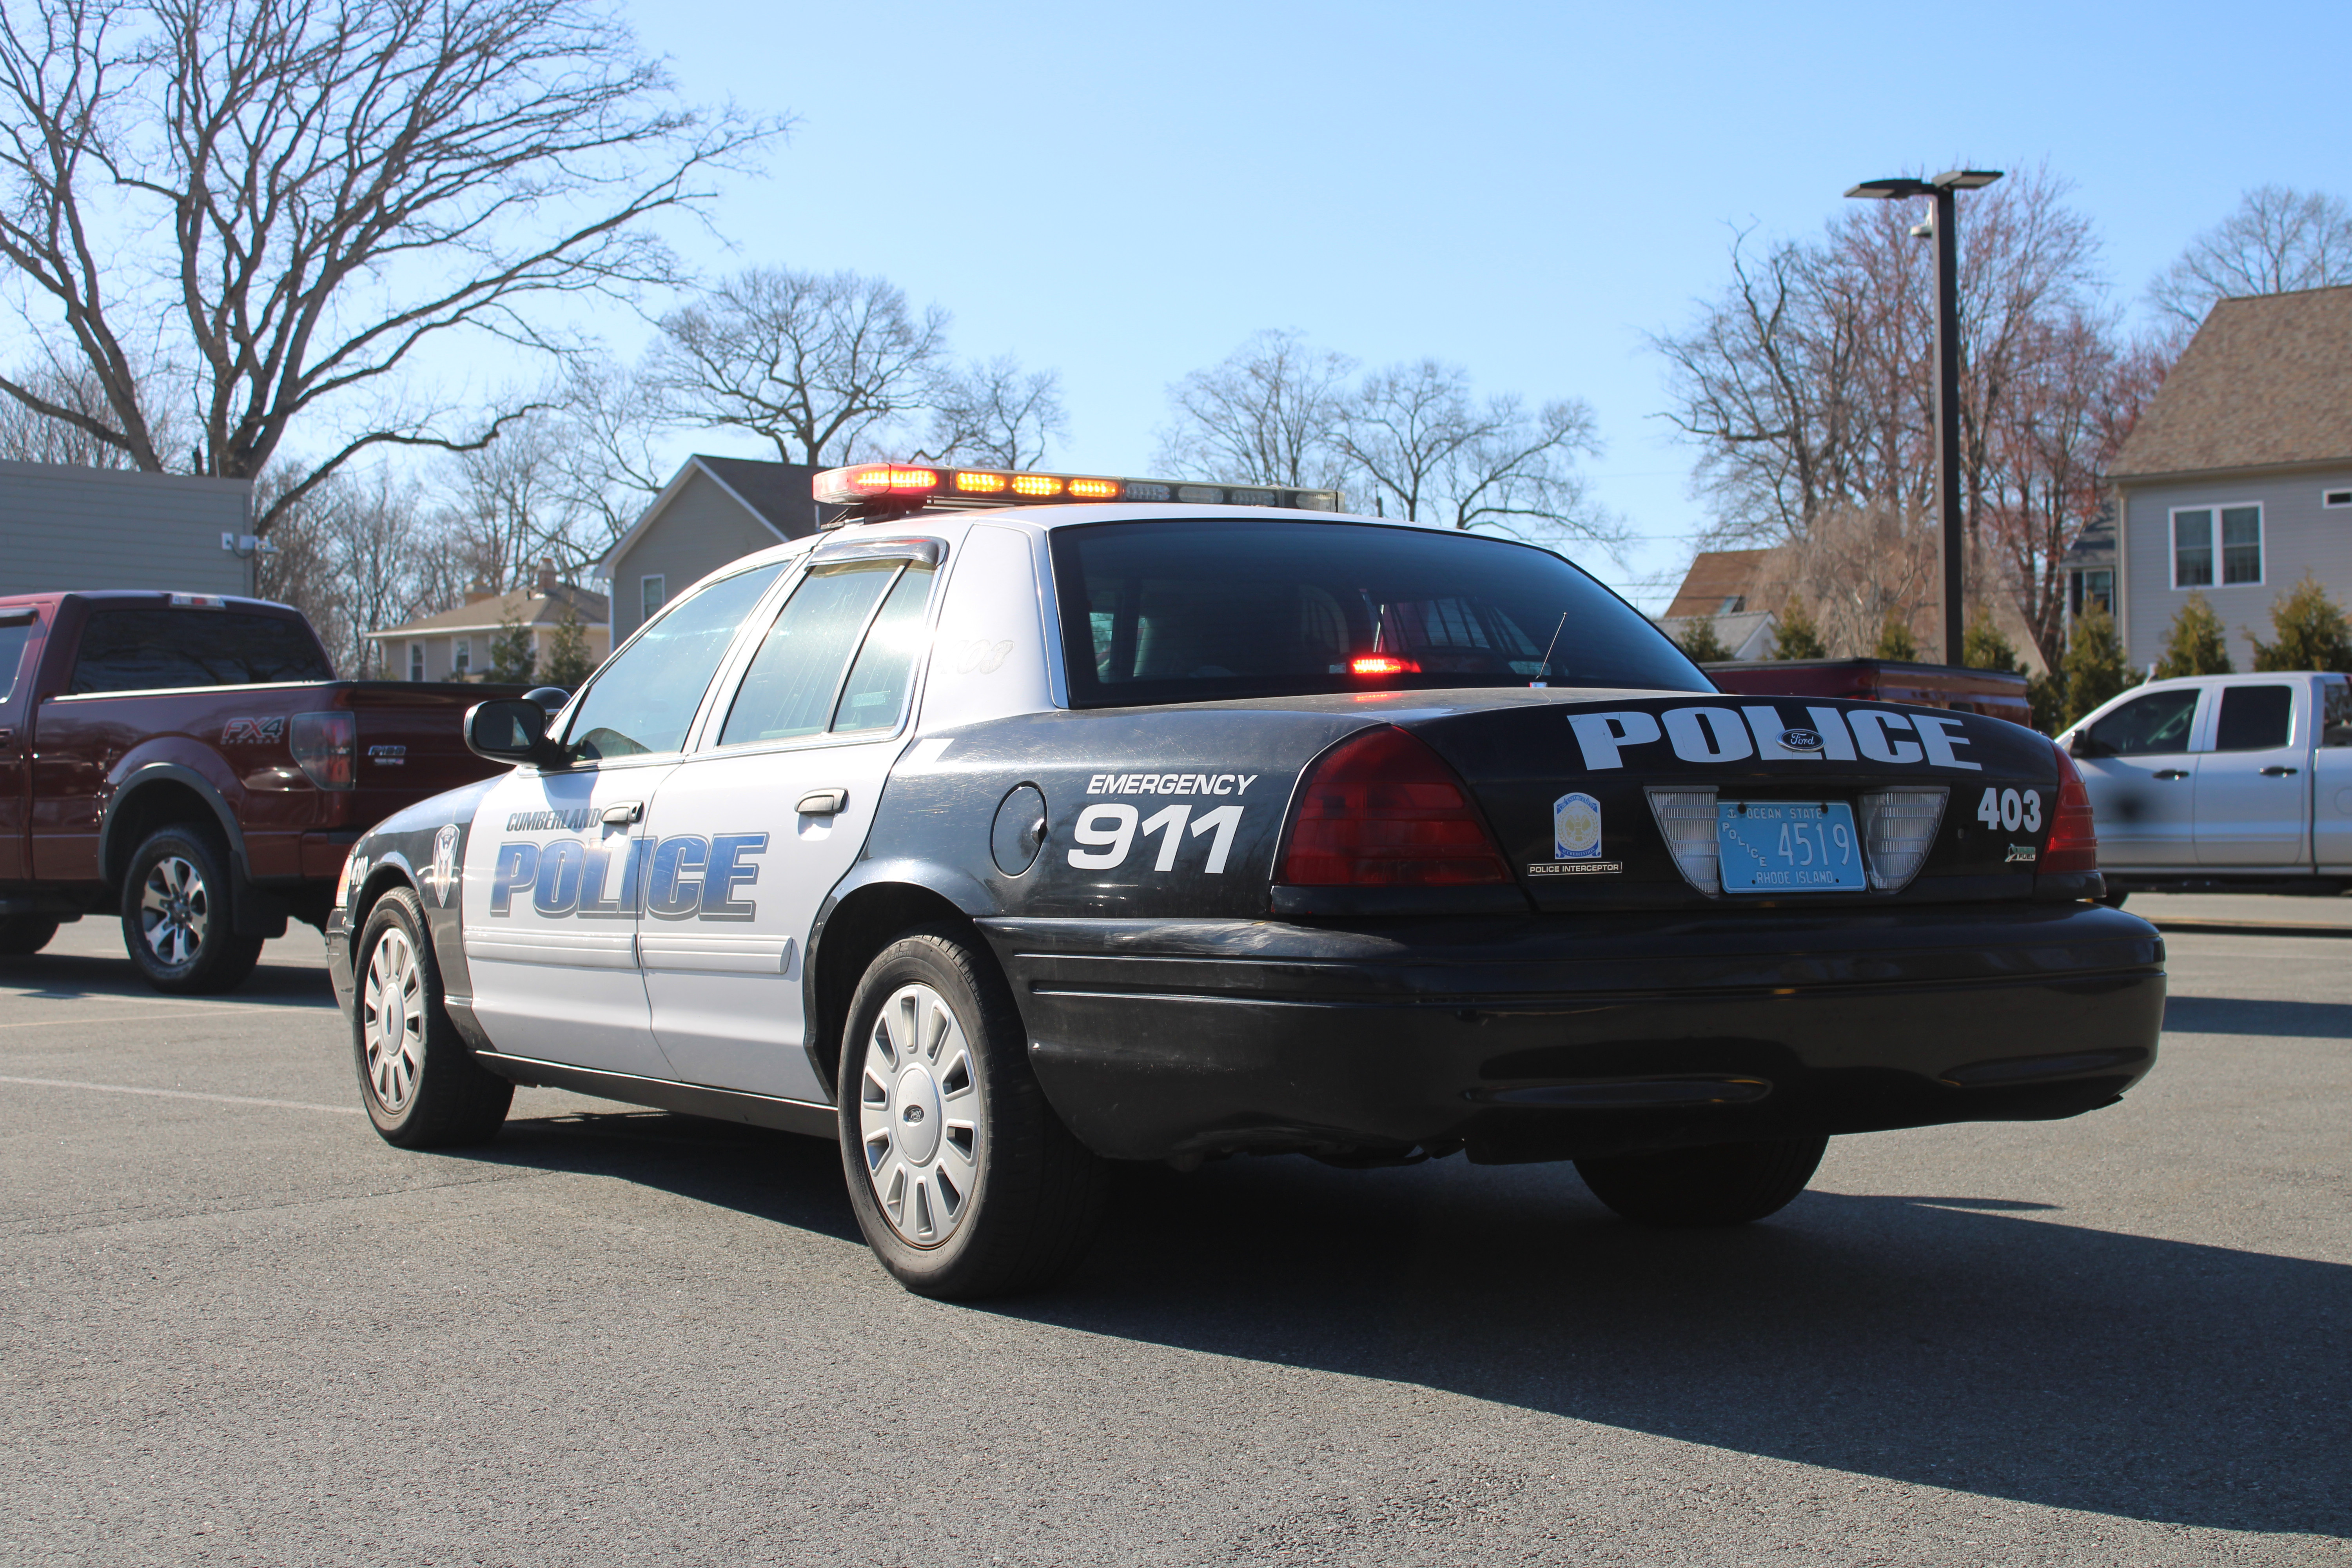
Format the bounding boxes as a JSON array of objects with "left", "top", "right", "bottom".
[
  {"left": 1553, "top": 792, "right": 1602, "bottom": 858},
  {"left": 423, "top": 823, "right": 461, "bottom": 906}
]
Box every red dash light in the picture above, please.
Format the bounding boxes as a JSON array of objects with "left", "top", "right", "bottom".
[
  {"left": 1349, "top": 655, "right": 1421, "bottom": 677},
  {"left": 1278, "top": 726, "right": 1511, "bottom": 887},
  {"left": 2041, "top": 741, "right": 2099, "bottom": 876}
]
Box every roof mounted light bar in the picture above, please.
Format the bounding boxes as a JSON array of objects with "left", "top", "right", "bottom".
[{"left": 813, "top": 463, "right": 1342, "bottom": 524}]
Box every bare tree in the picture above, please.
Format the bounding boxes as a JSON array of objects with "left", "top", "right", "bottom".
[
  {"left": 918, "top": 356, "right": 1066, "bottom": 470},
  {"left": 1785, "top": 502, "right": 1940, "bottom": 657},
  {"left": 0, "top": 0, "right": 775, "bottom": 532},
  {"left": 2151, "top": 185, "right": 2352, "bottom": 332},
  {"left": 1153, "top": 329, "right": 1355, "bottom": 489},
  {"left": 255, "top": 465, "right": 443, "bottom": 675},
  {"left": 0, "top": 359, "right": 145, "bottom": 465},
  {"left": 545, "top": 354, "right": 668, "bottom": 555},
  {"left": 652, "top": 268, "right": 948, "bottom": 466}
]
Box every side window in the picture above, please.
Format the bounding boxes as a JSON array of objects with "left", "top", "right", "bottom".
[
  {"left": 0, "top": 611, "right": 34, "bottom": 704},
  {"left": 70, "top": 609, "right": 333, "bottom": 693},
  {"left": 2323, "top": 680, "right": 2352, "bottom": 748},
  {"left": 2086, "top": 688, "right": 2199, "bottom": 757},
  {"left": 2214, "top": 684, "right": 2293, "bottom": 752},
  {"left": 718, "top": 561, "right": 935, "bottom": 746},
  {"left": 562, "top": 563, "right": 786, "bottom": 761}
]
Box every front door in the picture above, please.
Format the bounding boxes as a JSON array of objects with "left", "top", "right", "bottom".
[
  {"left": 2074, "top": 686, "right": 2202, "bottom": 868},
  {"left": 2195, "top": 681, "right": 2310, "bottom": 866},
  {"left": 459, "top": 558, "right": 791, "bottom": 1074},
  {"left": 638, "top": 552, "right": 938, "bottom": 1100}
]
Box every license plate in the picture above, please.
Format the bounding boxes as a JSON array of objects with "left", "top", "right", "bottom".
[{"left": 1717, "top": 800, "right": 1866, "bottom": 893}]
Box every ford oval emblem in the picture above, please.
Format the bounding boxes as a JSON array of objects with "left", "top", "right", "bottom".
[{"left": 1780, "top": 728, "right": 1825, "bottom": 752}]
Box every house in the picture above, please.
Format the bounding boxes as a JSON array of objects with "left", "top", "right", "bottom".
[
  {"left": 599, "top": 456, "right": 820, "bottom": 647},
  {"left": 1656, "top": 547, "right": 1785, "bottom": 658},
  {"left": 2109, "top": 284, "right": 2352, "bottom": 671},
  {"left": 2059, "top": 504, "right": 2115, "bottom": 624},
  {"left": 368, "top": 563, "right": 610, "bottom": 683},
  {"left": 0, "top": 459, "right": 256, "bottom": 598}
]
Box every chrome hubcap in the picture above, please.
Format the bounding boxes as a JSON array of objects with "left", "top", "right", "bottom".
[
  {"left": 363, "top": 928, "right": 425, "bottom": 1112},
  {"left": 138, "top": 855, "right": 210, "bottom": 966},
  {"left": 858, "top": 982, "right": 981, "bottom": 1247}
]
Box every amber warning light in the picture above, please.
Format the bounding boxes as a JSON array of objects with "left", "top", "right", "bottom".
[{"left": 813, "top": 464, "right": 1343, "bottom": 522}]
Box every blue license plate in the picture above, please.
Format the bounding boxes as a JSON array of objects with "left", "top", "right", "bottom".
[{"left": 1717, "top": 800, "right": 1866, "bottom": 893}]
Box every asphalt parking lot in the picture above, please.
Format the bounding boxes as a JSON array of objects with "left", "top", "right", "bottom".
[{"left": 2, "top": 898, "right": 2345, "bottom": 1567}]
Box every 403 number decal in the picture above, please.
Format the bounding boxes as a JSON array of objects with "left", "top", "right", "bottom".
[
  {"left": 1975, "top": 786, "right": 2043, "bottom": 834},
  {"left": 1069, "top": 803, "right": 1245, "bottom": 874}
]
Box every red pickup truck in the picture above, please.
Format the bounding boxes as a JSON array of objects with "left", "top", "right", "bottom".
[{"left": 0, "top": 591, "right": 522, "bottom": 992}]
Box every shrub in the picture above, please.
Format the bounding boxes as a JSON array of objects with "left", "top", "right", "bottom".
[
  {"left": 1770, "top": 598, "right": 1827, "bottom": 659},
  {"left": 2154, "top": 591, "right": 2233, "bottom": 677},
  {"left": 2249, "top": 573, "right": 2352, "bottom": 673}
]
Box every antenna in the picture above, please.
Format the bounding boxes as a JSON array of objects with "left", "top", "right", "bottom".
[{"left": 1532, "top": 611, "right": 1568, "bottom": 688}]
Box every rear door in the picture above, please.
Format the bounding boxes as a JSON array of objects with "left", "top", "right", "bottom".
[
  {"left": 2194, "top": 680, "right": 2311, "bottom": 866},
  {"left": 635, "top": 548, "right": 940, "bottom": 1099},
  {"left": 2314, "top": 677, "right": 2352, "bottom": 867},
  {"left": 0, "top": 606, "right": 40, "bottom": 881},
  {"left": 2073, "top": 686, "right": 2203, "bottom": 867}
]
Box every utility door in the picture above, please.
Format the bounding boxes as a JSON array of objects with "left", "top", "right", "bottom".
[
  {"left": 2074, "top": 685, "right": 2202, "bottom": 868},
  {"left": 2194, "top": 680, "right": 2311, "bottom": 866},
  {"left": 637, "top": 547, "right": 939, "bottom": 1101}
]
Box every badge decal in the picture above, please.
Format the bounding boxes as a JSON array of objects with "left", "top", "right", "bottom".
[
  {"left": 423, "top": 823, "right": 461, "bottom": 906},
  {"left": 1553, "top": 791, "right": 1603, "bottom": 860}
]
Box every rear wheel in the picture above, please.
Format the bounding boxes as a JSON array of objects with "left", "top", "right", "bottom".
[
  {"left": 352, "top": 887, "right": 512, "bottom": 1147},
  {"left": 120, "top": 826, "right": 263, "bottom": 994},
  {"left": 838, "top": 926, "right": 1107, "bottom": 1298},
  {"left": 1576, "top": 1134, "right": 1828, "bottom": 1228},
  {"left": 0, "top": 915, "right": 58, "bottom": 955}
]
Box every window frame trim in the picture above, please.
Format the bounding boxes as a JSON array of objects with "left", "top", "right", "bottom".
[{"left": 2169, "top": 501, "right": 2263, "bottom": 590}]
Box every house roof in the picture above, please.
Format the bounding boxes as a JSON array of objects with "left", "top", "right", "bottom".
[
  {"left": 2059, "top": 503, "right": 2115, "bottom": 570},
  {"left": 1657, "top": 608, "right": 1779, "bottom": 660},
  {"left": 597, "top": 455, "right": 819, "bottom": 577},
  {"left": 2109, "top": 284, "right": 2352, "bottom": 480},
  {"left": 1663, "top": 548, "right": 1784, "bottom": 619},
  {"left": 368, "top": 582, "right": 609, "bottom": 641}
]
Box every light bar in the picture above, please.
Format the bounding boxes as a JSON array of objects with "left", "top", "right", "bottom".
[{"left": 813, "top": 463, "right": 1343, "bottom": 523}]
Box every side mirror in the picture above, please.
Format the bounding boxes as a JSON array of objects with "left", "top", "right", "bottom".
[
  {"left": 2066, "top": 730, "right": 2110, "bottom": 760},
  {"left": 522, "top": 686, "right": 570, "bottom": 713},
  {"left": 466, "top": 698, "right": 568, "bottom": 768}
]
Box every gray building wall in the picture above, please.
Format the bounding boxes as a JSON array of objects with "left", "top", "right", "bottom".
[
  {"left": 2120, "top": 465, "right": 2352, "bottom": 672},
  {"left": 0, "top": 460, "right": 254, "bottom": 598},
  {"left": 606, "top": 468, "right": 785, "bottom": 643}
]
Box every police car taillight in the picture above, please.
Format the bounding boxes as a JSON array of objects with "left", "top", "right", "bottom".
[
  {"left": 1278, "top": 726, "right": 1511, "bottom": 887},
  {"left": 813, "top": 464, "right": 1343, "bottom": 521},
  {"left": 2041, "top": 743, "right": 2098, "bottom": 875}
]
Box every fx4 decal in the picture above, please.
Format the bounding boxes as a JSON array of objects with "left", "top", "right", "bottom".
[
  {"left": 221, "top": 716, "right": 287, "bottom": 745},
  {"left": 489, "top": 833, "right": 768, "bottom": 922}
]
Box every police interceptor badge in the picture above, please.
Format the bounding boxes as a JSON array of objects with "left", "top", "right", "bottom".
[{"left": 1535, "top": 790, "right": 1621, "bottom": 875}]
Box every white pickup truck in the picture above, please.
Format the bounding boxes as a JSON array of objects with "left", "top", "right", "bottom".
[{"left": 2062, "top": 671, "right": 2352, "bottom": 898}]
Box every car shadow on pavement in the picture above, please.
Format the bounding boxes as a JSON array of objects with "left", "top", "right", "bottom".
[
  {"left": 0, "top": 951, "right": 336, "bottom": 1008},
  {"left": 995, "top": 1155, "right": 2351, "bottom": 1541},
  {"left": 2163, "top": 994, "right": 2352, "bottom": 1038}
]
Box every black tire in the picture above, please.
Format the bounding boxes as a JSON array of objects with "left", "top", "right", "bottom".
[
  {"left": 0, "top": 915, "right": 59, "bottom": 956},
  {"left": 351, "top": 887, "right": 512, "bottom": 1147},
  {"left": 119, "top": 825, "right": 264, "bottom": 995},
  {"left": 837, "top": 925, "right": 1107, "bottom": 1299},
  {"left": 1575, "top": 1134, "right": 1829, "bottom": 1228}
]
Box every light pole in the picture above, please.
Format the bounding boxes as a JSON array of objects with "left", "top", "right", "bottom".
[{"left": 1846, "top": 169, "right": 2002, "bottom": 664}]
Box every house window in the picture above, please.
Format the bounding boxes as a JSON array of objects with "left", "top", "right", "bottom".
[
  {"left": 453, "top": 639, "right": 470, "bottom": 677},
  {"left": 2172, "top": 504, "right": 2261, "bottom": 588},
  {"left": 641, "top": 575, "right": 666, "bottom": 622},
  {"left": 2071, "top": 568, "right": 2113, "bottom": 619},
  {"left": 1717, "top": 595, "right": 1744, "bottom": 615},
  {"left": 408, "top": 642, "right": 424, "bottom": 681},
  {"left": 2325, "top": 488, "right": 2352, "bottom": 509}
]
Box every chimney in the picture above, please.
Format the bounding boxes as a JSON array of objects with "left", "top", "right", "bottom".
[
  {"left": 462, "top": 576, "right": 497, "bottom": 606},
  {"left": 535, "top": 557, "right": 558, "bottom": 597}
]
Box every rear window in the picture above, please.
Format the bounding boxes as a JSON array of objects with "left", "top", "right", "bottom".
[
  {"left": 0, "top": 612, "right": 33, "bottom": 704},
  {"left": 69, "top": 609, "right": 332, "bottom": 694},
  {"left": 1049, "top": 519, "right": 1704, "bottom": 708}
]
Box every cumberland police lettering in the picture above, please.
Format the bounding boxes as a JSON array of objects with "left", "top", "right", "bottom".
[
  {"left": 490, "top": 834, "right": 768, "bottom": 922},
  {"left": 1567, "top": 704, "right": 1980, "bottom": 772}
]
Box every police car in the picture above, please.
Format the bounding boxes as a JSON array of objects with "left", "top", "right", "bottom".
[{"left": 327, "top": 463, "right": 2166, "bottom": 1298}]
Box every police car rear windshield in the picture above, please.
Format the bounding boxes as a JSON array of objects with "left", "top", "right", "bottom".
[{"left": 1050, "top": 520, "right": 1704, "bottom": 708}]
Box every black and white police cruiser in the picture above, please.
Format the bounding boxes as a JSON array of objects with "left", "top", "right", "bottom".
[{"left": 328, "top": 462, "right": 2166, "bottom": 1297}]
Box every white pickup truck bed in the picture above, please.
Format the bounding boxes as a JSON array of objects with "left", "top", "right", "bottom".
[{"left": 2063, "top": 671, "right": 2352, "bottom": 893}]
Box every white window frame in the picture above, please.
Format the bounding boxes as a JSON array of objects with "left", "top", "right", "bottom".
[
  {"left": 453, "top": 637, "right": 470, "bottom": 676},
  {"left": 2325, "top": 487, "right": 2352, "bottom": 509},
  {"left": 640, "top": 574, "right": 666, "bottom": 623},
  {"left": 407, "top": 641, "right": 425, "bottom": 681},
  {"left": 2170, "top": 502, "right": 2263, "bottom": 590}
]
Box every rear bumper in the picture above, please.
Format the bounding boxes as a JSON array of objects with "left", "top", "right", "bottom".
[{"left": 985, "top": 903, "right": 2165, "bottom": 1164}]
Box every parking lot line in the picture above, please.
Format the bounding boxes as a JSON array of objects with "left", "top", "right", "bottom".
[{"left": 0, "top": 1073, "right": 361, "bottom": 1115}]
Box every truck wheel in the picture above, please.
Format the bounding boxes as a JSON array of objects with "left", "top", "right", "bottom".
[
  {"left": 837, "top": 926, "right": 1108, "bottom": 1299},
  {"left": 352, "top": 887, "right": 512, "bottom": 1147},
  {"left": 1575, "top": 1134, "right": 1828, "bottom": 1228},
  {"left": 0, "top": 915, "right": 58, "bottom": 955},
  {"left": 120, "top": 826, "right": 264, "bottom": 994}
]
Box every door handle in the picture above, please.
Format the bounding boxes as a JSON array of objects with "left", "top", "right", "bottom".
[
  {"left": 2259, "top": 766, "right": 2299, "bottom": 777},
  {"left": 2152, "top": 769, "right": 2189, "bottom": 780},
  {"left": 797, "top": 789, "right": 848, "bottom": 816},
  {"left": 0, "top": 727, "right": 11, "bottom": 746},
  {"left": 601, "top": 800, "right": 643, "bottom": 825}
]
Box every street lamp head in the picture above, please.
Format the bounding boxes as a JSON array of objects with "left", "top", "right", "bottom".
[
  {"left": 1933, "top": 169, "right": 2005, "bottom": 190},
  {"left": 1846, "top": 177, "right": 1936, "bottom": 200}
]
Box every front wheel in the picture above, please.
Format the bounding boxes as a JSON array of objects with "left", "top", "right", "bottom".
[
  {"left": 352, "top": 887, "right": 511, "bottom": 1147},
  {"left": 1575, "top": 1134, "right": 1828, "bottom": 1228},
  {"left": 838, "top": 926, "right": 1107, "bottom": 1299},
  {"left": 120, "top": 826, "right": 263, "bottom": 994}
]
